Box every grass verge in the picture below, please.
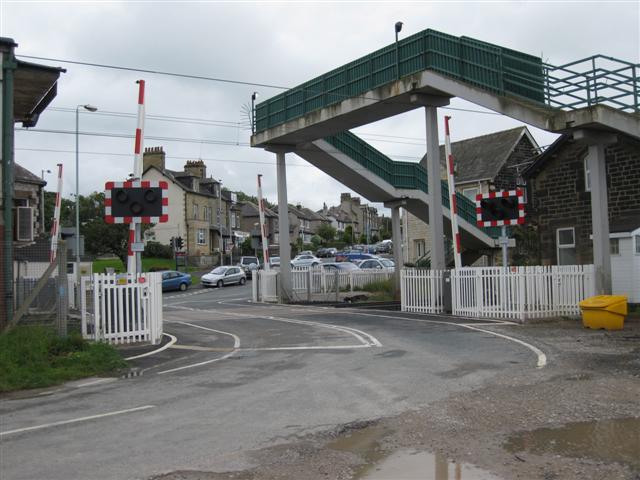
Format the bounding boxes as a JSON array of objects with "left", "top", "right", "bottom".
[{"left": 0, "top": 326, "right": 128, "bottom": 392}]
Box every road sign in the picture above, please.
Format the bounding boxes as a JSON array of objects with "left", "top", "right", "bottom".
[
  {"left": 105, "top": 180, "right": 169, "bottom": 224},
  {"left": 475, "top": 190, "right": 525, "bottom": 227},
  {"left": 131, "top": 242, "right": 145, "bottom": 252}
]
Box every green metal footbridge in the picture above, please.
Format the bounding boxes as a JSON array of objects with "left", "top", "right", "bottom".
[{"left": 251, "top": 27, "right": 639, "bottom": 262}]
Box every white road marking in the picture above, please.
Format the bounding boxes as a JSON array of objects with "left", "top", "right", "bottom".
[
  {"left": 125, "top": 333, "right": 178, "bottom": 360},
  {"left": 330, "top": 310, "right": 548, "bottom": 369},
  {"left": 74, "top": 378, "right": 117, "bottom": 388},
  {"left": 0, "top": 405, "right": 155, "bottom": 437},
  {"left": 157, "top": 321, "right": 240, "bottom": 374}
]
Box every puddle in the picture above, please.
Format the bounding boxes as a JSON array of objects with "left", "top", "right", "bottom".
[
  {"left": 504, "top": 417, "right": 640, "bottom": 469},
  {"left": 328, "top": 425, "right": 500, "bottom": 479}
]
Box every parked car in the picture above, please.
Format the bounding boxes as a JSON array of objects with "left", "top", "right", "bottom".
[
  {"left": 321, "top": 262, "right": 360, "bottom": 272},
  {"left": 316, "top": 247, "right": 337, "bottom": 258},
  {"left": 358, "top": 258, "right": 395, "bottom": 271},
  {"left": 299, "top": 250, "right": 314, "bottom": 256},
  {"left": 291, "top": 254, "right": 321, "bottom": 268},
  {"left": 161, "top": 270, "right": 192, "bottom": 292},
  {"left": 238, "top": 256, "right": 260, "bottom": 278},
  {"left": 201, "top": 266, "right": 246, "bottom": 288},
  {"left": 373, "top": 241, "right": 392, "bottom": 254},
  {"left": 269, "top": 256, "right": 281, "bottom": 268},
  {"left": 335, "top": 251, "right": 378, "bottom": 263}
]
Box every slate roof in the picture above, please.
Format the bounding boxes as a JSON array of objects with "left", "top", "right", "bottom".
[
  {"left": 433, "top": 126, "right": 536, "bottom": 183},
  {"left": 240, "top": 201, "right": 277, "bottom": 218},
  {"left": 145, "top": 165, "right": 220, "bottom": 198},
  {"left": 15, "top": 163, "right": 46, "bottom": 186},
  {"left": 610, "top": 213, "right": 640, "bottom": 234}
]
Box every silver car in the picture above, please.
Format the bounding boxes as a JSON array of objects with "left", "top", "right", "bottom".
[
  {"left": 291, "top": 254, "right": 321, "bottom": 268},
  {"left": 358, "top": 258, "right": 395, "bottom": 271},
  {"left": 201, "top": 266, "right": 247, "bottom": 288}
]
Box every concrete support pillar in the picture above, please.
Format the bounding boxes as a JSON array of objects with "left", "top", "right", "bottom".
[
  {"left": 275, "top": 150, "right": 292, "bottom": 300},
  {"left": 391, "top": 206, "right": 403, "bottom": 292},
  {"left": 587, "top": 142, "right": 612, "bottom": 294},
  {"left": 425, "top": 105, "right": 445, "bottom": 270},
  {"left": 574, "top": 130, "right": 616, "bottom": 295}
]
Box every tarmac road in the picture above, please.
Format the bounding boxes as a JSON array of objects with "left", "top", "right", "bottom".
[{"left": 0, "top": 281, "right": 543, "bottom": 480}]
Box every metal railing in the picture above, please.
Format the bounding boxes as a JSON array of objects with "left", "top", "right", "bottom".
[{"left": 544, "top": 55, "right": 639, "bottom": 113}]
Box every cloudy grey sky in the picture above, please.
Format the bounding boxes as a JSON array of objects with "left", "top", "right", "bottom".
[{"left": 3, "top": 1, "right": 639, "bottom": 213}]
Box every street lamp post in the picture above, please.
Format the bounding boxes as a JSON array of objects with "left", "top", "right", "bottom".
[
  {"left": 75, "top": 104, "right": 97, "bottom": 303},
  {"left": 40, "top": 169, "right": 51, "bottom": 235}
]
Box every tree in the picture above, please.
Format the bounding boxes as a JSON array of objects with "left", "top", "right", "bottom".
[
  {"left": 310, "top": 235, "right": 321, "bottom": 247},
  {"left": 371, "top": 234, "right": 379, "bottom": 243},
  {"left": 316, "top": 224, "right": 336, "bottom": 244},
  {"left": 359, "top": 233, "right": 368, "bottom": 244},
  {"left": 343, "top": 225, "right": 354, "bottom": 244}
]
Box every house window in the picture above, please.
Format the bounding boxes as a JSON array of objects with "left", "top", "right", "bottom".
[
  {"left": 414, "top": 239, "right": 426, "bottom": 258},
  {"left": 462, "top": 187, "right": 479, "bottom": 201},
  {"left": 584, "top": 157, "right": 591, "bottom": 192},
  {"left": 557, "top": 227, "right": 576, "bottom": 265},
  {"left": 197, "top": 229, "right": 206, "bottom": 245},
  {"left": 204, "top": 207, "right": 211, "bottom": 223},
  {"left": 635, "top": 235, "right": 640, "bottom": 255},
  {"left": 193, "top": 203, "right": 199, "bottom": 220},
  {"left": 610, "top": 238, "right": 620, "bottom": 255}
]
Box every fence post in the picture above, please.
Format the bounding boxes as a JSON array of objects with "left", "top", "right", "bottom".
[
  {"left": 56, "top": 241, "right": 69, "bottom": 337},
  {"left": 335, "top": 269, "right": 340, "bottom": 302},
  {"left": 307, "top": 269, "right": 312, "bottom": 302}
]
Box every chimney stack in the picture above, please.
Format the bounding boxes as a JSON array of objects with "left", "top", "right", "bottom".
[{"left": 143, "top": 146, "right": 166, "bottom": 171}]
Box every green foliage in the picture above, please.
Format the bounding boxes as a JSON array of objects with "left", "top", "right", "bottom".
[
  {"left": 0, "top": 326, "right": 127, "bottom": 392},
  {"left": 310, "top": 235, "right": 321, "bottom": 247},
  {"left": 371, "top": 234, "right": 380, "bottom": 243},
  {"left": 359, "top": 233, "right": 368, "bottom": 244},
  {"left": 240, "top": 237, "right": 253, "bottom": 255},
  {"left": 143, "top": 241, "right": 173, "bottom": 259},
  {"left": 511, "top": 225, "right": 541, "bottom": 266},
  {"left": 316, "top": 223, "right": 337, "bottom": 243},
  {"left": 343, "top": 225, "right": 354, "bottom": 244}
]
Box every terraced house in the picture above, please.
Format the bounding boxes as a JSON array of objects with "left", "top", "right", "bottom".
[{"left": 142, "top": 148, "right": 234, "bottom": 266}]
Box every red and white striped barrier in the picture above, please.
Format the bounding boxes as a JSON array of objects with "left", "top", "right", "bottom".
[
  {"left": 49, "top": 163, "right": 63, "bottom": 263},
  {"left": 444, "top": 116, "right": 462, "bottom": 269},
  {"left": 475, "top": 190, "right": 525, "bottom": 227},
  {"left": 130, "top": 80, "right": 145, "bottom": 275},
  {"left": 104, "top": 180, "right": 169, "bottom": 224}
]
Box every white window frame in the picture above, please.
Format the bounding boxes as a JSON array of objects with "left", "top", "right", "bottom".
[
  {"left": 557, "top": 227, "right": 576, "bottom": 265},
  {"left": 462, "top": 187, "right": 479, "bottom": 201},
  {"left": 610, "top": 238, "right": 620, "bottom": 255},
  {"left": 197, "top": 228, "right": 207, "bottom": 245},
  {"left": 584, "top": 157, "right": 591, "bottom": 192}
]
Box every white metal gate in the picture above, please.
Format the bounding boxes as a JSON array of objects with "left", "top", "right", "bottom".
[{"left": 81, "top": 273, "right": 163, "bottom": 344}]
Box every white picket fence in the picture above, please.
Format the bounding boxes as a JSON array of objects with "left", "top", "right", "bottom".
[
  {"left": 401, "top": 269, "right": 445, "bottom": 314},
  {"left": 401, "top": 265, "right": 595, "bottom": 320},
  {"left": 254, "top": 267, "right": 394, "bottom": 302},
  {"left": 81, "top": 272, "right": 163, "bottom": 345}
]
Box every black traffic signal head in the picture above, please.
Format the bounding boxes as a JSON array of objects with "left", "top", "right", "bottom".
[{"left": 105, "top": 181, "right": 168, "bottom": 224}]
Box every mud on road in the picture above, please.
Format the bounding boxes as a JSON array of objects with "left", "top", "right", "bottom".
[{"left": 151, "top": 318, "right": 640, "bottom": 480}]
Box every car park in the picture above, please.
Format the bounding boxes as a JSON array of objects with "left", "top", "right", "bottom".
[
  {"left": 201, "top": 266, "right": 246, "bottom": 288},
  {"left": 238, "top": 256, "right": 260, "bottom": 278},
  {"left": 358, "top": 258, "right": 395, "bottom": 271},
  {"left": 316, "top": 247, "right": 337, "bottom": 258},
  {"left": 161, "top": 271, "right": 192, "bottom": 292},
  {"left": 291, "top": 254, "right": 321, "bottom": 268}
]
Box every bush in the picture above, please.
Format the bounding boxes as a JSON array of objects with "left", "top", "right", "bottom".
[{"left": 143, "top": 241, "right": 173, "bottom": 259}]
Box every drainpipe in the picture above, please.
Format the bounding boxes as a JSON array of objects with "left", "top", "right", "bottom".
[{"left": 2, "top": 44, "right": 17, "bottom": 325}]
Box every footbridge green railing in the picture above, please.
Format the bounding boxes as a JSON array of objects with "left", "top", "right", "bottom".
[
  {"left": 323, "top": 132, "right": 501, "bottom": 239},
  {"left": 254, "top": 29, "right": 638, "bottom": 133}
]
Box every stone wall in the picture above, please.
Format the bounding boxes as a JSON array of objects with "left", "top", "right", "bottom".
[{"left": 528, "top": 135, "right": 640, "bottom": 265}]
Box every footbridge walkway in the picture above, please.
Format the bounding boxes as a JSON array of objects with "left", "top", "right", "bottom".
[{"left": 250, "top": 27, "right": 639, "bottom": 297}]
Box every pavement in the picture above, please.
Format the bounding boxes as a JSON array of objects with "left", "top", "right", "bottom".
[{"left": 0, "top": 280, "right": 569, "bottom": 480}]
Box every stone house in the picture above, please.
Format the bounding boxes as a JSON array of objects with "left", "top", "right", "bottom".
[
  {"left": 300, "top": 207, "right": 330, "bottom": 235},
  {"left": 142, "top": 147, "right": 232, "bottom": 264},
  {"left": 405, "top": 126, "right": 540, "bottom": 264},
  {"left": 13, "top": 164, "right": 47, "bottom": 243},
  {"left": 239, "top": 201, "right": 278, "bottom": 250},
  {"left": 523, "top": 133, "right": 640, "bottom": 289}
]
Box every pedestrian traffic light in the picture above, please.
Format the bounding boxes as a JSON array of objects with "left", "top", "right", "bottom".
[{"left": 105, "top": 180, "right": 169, "bottom": 224}]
